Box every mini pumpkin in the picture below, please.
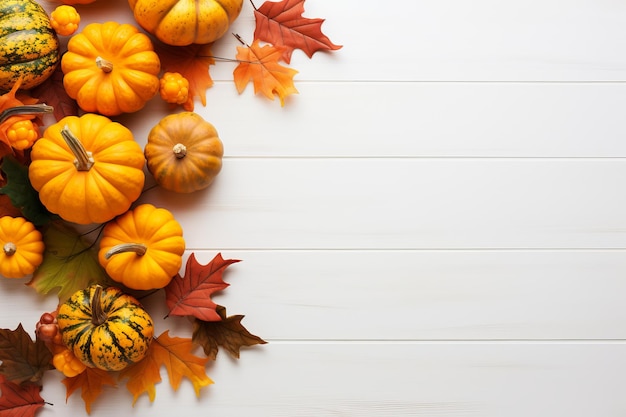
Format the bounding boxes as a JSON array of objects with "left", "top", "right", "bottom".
[
  {"left": 98, "top": 204, "right": 185, "bottom": 290},
  {"left": 0, "top": 216, "right": 44, "bottom": 278},
  {"left": 0, "top": 0, "right": 60, "bottom": 91},
  {"left": 145, "top": 112, "right": 224, "bottom": 193},
  {"left": 28, "top": 113, "right": 145, "bottom": 225},
  {"left": 61, "top": 21, "right": 160, "bottom": 116},
  {"left": 128, "top": 0, "right": 243, "bottom": 46},
  {"left": 56, "top": 285, "right": 154, "bottom": 371}
]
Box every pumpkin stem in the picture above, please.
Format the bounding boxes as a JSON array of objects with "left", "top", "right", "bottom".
[
  {"left": 104, "top": 243, "right": 148, "bottom": 260},
  {"left": 0, "top": 104, "right": 54, "bottom": 124},
  {"left": 172, "top": 143, "right": 187, "bottom": 159},
  {"left": 96, "top": 56, "right": 113, "bottom": 73},
  {"left": 3, "top": 242, "right": 16, "bottom": 256},
  {"left": 61, "top": 125, "right": 95, "bottom": 171},
  {"left": 91, "top": 285, "right": 108, "bottom": 326}
]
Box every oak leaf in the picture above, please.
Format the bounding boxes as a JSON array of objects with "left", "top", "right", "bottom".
[
  {"left": 155, "top": 42, "right": 215, "bottom": 109},
  {"left": 253, "top": 0, "right": 342, "bottom": 63},
  {"left": 233, "top": 39, "right": 298, "bottom": 106},
  {"left": 0, "top": 375, "right": 46, "bottom": 417},
  {"left": 193, "top": 305, "right": 267, "bottom": 360},
  {"left": 0, "top": 324, "right": 52, "bottom": 384},
  {"left": 27, "top": 221, "right": 111, "bottom": 303},
  {"left": 165, "top": 253, "right": 240, "bottom": 322},
  {"left": 62, "top": 367, "right": 116, "bottom": 415}
]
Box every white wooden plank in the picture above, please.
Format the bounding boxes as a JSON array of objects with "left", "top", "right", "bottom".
[
  {"left": 141, "top": 158, "right": 626, "bottom": 250},
  {"left": 37, "top": 342, "right": 626, "bottom": 416},
  {"left": 2, "top": 249, "right": 624, "bottom": 342},
  {"left": 118, "top": 82, "right": 626, "bottom": 158},
  {"left": 171, "top": 250, "right": 626, "bottom": 341},
  {"left": 58, "top": 0, "right": 626, "bottom": 82}
]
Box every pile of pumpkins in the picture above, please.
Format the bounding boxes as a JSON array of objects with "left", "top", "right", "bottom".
[{"left": 0, "top": 0, "right": 241, "bottom": 374}]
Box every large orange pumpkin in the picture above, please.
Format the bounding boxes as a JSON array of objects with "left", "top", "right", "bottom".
[
  {"left": 61, "top": 21, "right": 160, "bottom": 116},
  {"left": 28, "top": 114, "right": 145, "bottom": 225},
  {"left": 128, "top": 0, "right": 244, "bottom": 46}
]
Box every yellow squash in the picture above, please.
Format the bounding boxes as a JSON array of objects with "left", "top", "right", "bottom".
[{"left": 57, "top": 285, "right": 154, "bottom": 371}]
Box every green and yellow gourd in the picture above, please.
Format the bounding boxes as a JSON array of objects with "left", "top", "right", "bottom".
[
  {"left": 56, "top": 285, "right": 154, "bottom": 371},
  {"left": 0, "top": 0, "right": 60, "bottom": 91}
]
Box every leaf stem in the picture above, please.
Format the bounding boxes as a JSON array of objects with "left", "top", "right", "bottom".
[
  {"left": 232, "top": 33, "right": 249, "bottom": 47},
  {"left": 249, "top": 0, "right": 257, "bottom": 10}
]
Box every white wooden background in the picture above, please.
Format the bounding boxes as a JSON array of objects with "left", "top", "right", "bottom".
[{"left": 2, "top": 0, "right": 626, "bottom": 415}]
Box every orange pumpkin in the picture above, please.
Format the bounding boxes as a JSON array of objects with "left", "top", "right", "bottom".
[
  {"left": 144, "top": 112, "right": 223, "bottom": 193},
  {"left": 28, "top": 114, "right": 145, "bottom": 225},
  {"left": 61, "top": 21, "right": 160, "bottom": 116},
  {"left": 128, "top": 0, "right": 244, "bottom": 46}
]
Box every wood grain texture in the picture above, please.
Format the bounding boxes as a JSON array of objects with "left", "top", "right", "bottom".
[
  {"left": 23, "top": 0, "right": 626, "bottom": 415},
  {"left": 142, "top": 158, "right": 626, "bottom": 250}
]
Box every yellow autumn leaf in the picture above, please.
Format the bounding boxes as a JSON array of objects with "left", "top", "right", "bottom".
[
  {"left": 119, "top": 331, "right": 212, "bottom": 403},
  {"left": 62, "top": 367, "right": 116, "bottom": 415}
]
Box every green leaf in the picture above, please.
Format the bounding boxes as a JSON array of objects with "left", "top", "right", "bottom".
[
  {"left": 0, "top": 156, "right": 52, "bottom": 226},
  {"left": 27, "top": 221, "right": 111, "bottom": 302}
]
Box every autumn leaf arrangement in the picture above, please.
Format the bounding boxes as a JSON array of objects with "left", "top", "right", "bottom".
[{"left": 0, "top": 0, "right": 341, "bottom": 415}]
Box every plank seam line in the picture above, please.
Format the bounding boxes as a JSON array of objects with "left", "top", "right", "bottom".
[
  {"left": 265, "top": 339, "right": 626, "bottom": 345},
  {"left": 186, "top": 248, "right": 626, "bottom": 252},
  {"left": 222, "top": 156, "right": 626, "bottom": 160}
]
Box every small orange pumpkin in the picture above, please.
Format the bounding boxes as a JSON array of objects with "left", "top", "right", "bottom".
[
  {"left": 61, "top": 21, "right": 160, "bottom": 116},
  {"left": 0, "top": 216, "right": 44, "bottom": 279},
  {"left": 98, "top": 204, "right": 185, "bottom": 290},
  {"left": 144, "top": 112, "right": 224, "bottom": 193}
]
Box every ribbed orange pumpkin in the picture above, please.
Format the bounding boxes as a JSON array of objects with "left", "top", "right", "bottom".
[
  {"left": 98, "top": 204, "right": 185, "bottom": 290},
  {"left": 144, "top": 112, "right": 223, "bottom": 193},
  {"left": 28, "top": 114, "right": 145, "bottom": 225},
  {"left": 128, "top": 0, "right": 244, "bottom": 46},
  {"left": 61, "top": 21, "right": 160, "bottom": 116}
]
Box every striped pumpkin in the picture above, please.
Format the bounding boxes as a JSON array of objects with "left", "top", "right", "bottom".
[
  {"left": 0, "top": 0, "right": 60, "bottom": 91},
  {"left": 56, "top": 285, "right": 154, "bottom": 371}
]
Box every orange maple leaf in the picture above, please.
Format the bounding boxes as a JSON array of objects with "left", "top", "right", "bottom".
[
  {"left": 233, "top": 39, "right": 298, "bottom": 106},
  {"left": 119, "top": 331, "right": 212, "bottom": 403},
  {"left": 252, "top": 0, "right": 342, "bottom": 63},
  {"left": 154, "top": 42, "right": 215, "bottom": 109},
  {"left": 62, "top": 367, "right": 116, "bottom": 415}
]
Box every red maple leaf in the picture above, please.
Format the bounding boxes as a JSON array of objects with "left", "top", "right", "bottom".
[
  {"left": 252, "top": 0, "right": 342, "bottom": 63},
  {"left": 0, "top": 375, "right": 47, "bottom": 417},
  {"left": 165, "top": 253, "right": 240, "bottom": 321}
]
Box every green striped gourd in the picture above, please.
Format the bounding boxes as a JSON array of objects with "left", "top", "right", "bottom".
[
  {"left": 0, "top": 0, "right": 59, "bottom": 91},
  {"left": 56, "top": 285, "right": 154, "bottom": 371}
]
